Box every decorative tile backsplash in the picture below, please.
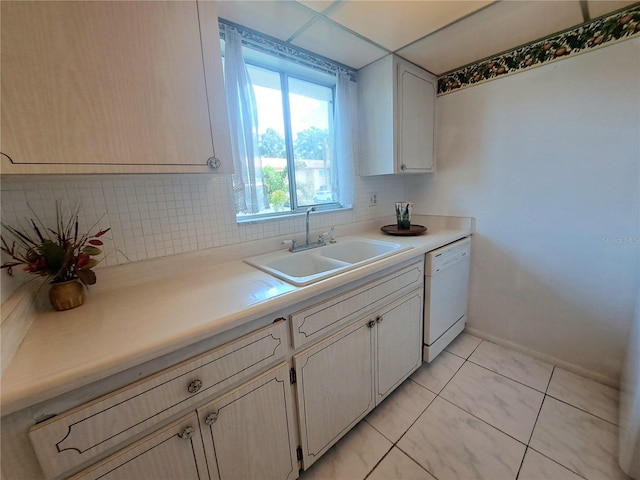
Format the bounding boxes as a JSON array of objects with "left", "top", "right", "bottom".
[
  {"left": 0, "top": 174, "right": 405, "bottom": 269},
  {"left": 438, "top": 4, "right": 640, "bottom": 95}
]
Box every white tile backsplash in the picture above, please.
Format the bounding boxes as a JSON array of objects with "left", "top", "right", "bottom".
[{"left": 1, "top": 173, "right": 407, "bottom": 299}]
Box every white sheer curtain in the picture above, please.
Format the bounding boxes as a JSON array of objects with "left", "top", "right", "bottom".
[
  {"left": 224, "top": 27, "right": 268, "bottom": 214},
  {"left": 331, "top": 74, "right": 356, "bottom": 207}
]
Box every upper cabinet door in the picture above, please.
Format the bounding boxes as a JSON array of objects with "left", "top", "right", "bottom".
[
  {"left": 358, "top": 54, "right": 436, "bottom": 176},
  {"left": 397, "top": 60, "right": 436, "bottom": 173},
  {"left": 0, "top": 1, "right": 232, "bottom": 174}
]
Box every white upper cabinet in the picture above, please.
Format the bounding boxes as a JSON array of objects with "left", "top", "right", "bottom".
[
  {"left": 0, "top": 1, "right": 232, "bottom": 175},
  {"left": 358, "top": 54, "right": 436, "bottom": 175}
]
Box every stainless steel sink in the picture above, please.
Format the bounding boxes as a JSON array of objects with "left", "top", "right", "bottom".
[{"left": 245, "top": 237, "right": 412, "bottom": 286}]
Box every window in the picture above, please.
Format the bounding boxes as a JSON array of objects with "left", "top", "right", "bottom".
[
  {"left": 240, "top": 63, "right": 336, "bottom": 218},
  {"left": 222, "top": 26, "right": 355, "bottom": 221}
]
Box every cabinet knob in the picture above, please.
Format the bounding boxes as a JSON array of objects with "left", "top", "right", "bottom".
[
  {"left": 367, "top": 320, "right": 376, "bottom": 328},
  {"left": 187, "top": 379, "right": 203, "bottom": 394},
  {"left": 207, "top": 157, "right": 221, "bottom": 169},
  {"left": 205, "top": 411, "right": 219, "bottom": 426},
  {"left": 179, "top": 426, "right": 195, "bottom": 440},
  {"left": 376, "top": 315, "right": 383, "bottom": 323},
  {"left": 401, "top": 164, "right": 407, "bottom": 171}
]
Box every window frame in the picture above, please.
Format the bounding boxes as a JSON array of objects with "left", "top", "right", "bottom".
[{"left": 235, "top": 55, "right": 344, "bottom": 222}]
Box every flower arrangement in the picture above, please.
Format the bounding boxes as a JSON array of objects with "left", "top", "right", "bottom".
[{"left": 1, "top": 204, "right": 110, "bottom": 287}]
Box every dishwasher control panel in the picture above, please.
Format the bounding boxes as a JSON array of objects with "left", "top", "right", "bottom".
[{"left": 426, "top": 237, "right": 470, "bottom": 276}]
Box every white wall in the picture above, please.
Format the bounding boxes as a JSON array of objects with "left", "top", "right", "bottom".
[
  {"left": 619, "top": 284, "right": 640, "bottom": 477},
  {"left": 1, "top": 174, "right": 407, "bottom": 302},
  {"left": 408, "top": 38, "right": 640, "bottom": 380}
]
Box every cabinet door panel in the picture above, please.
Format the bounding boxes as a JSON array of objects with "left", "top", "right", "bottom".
[
  {"left": 1, "top": 1, "right": 231, "bottom": 174},
  {"left": 294, "top": 320, "right": 375, "bottom": 469},
  {"left": 397, "top": 62, "right": 436, "bottom": 173},
  {"left": 376, "top": 289, "right": 424, "bottom": 402},
  {"left": 71, "top": 413, "right": 207, "bottom": 480},
  {"left": 198, "top": 362, "right": 298, "bottom": 480}
]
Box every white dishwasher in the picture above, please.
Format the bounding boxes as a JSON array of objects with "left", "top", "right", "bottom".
[{"left": 424, "top": 237, "right": 471, "bottom": 362}]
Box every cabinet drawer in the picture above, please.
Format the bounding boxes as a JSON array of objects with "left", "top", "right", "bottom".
[
  {"left": 29, "top": 320, "right": 288, "bottom": 479},
  {"left": 290, "top": 258, "right": 424, "bottom": 348}
]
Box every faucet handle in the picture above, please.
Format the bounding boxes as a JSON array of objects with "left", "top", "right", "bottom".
[
  {"left": 282, "top": 239, "right": 298, "bottom": 251},
  {"left": 329, "top": 226, "right": 337, "bottom": 243},
  {"left": 318, "top": 232, "right": 330, "bottom": 244}
]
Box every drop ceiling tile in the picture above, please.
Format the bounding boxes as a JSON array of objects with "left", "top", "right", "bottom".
[
  {"left": 326, "top": 1, "right": 494, "bottom": 51},
  {"left": 215, "top": 1, "right": 315, "bottom": 41},
  {"left": 291, "top": 17, "right": 388, "bottom": 69},
  {"left": 295, "top": 0, "right": 336, "bottom": 14},
  {"left": 588, "top": 1, "right": 637, "bottom": 18},
  {"left": 397, "top": 1, "right": 584, "bottom": 75}
]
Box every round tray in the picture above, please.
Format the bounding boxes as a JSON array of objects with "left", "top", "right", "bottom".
[{"left": 380, "top": 224, "right": 427, "bottom": 236}]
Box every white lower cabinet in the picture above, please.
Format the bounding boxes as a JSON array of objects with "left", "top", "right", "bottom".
[
  {"left": 376, "top": 290, "right": 424, "bottom": 402},
  {"left": 293, "top": 319, "right": 376, "bottom": 469},
  {"left": 70, "top": 413, "right": 208, "bottom": 480},
  {"left": 198, "top": 362, "right": 299, "bottom": 480},
  {"left": 294, "top": 288, "right": 424, "bottom": 470},
  {"left": 72, "top": 362, "right": 298, "bottom": 480}
]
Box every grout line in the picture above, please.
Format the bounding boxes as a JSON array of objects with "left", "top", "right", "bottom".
[
  {"left": 545, "top": 365, "right": 556, "bottom": 394},
  {"left": 394, "top": 443, "right": 442, "bottom": 480},
  {"left": 544, "top": 395, "right": 620, "bottom": 427},
  {"left": 526, "top": 445, "right": 590, "bottom": 480},
  {"left": 466, "top": 358, "right": 549, "bottom": 394},
  {"left": 363, "top": 376, "right": 439, "bottom": 479},
  {"left": 362, "top": 441, "right": 394, "bottom": 480},
  {"left": 436, "top": 395, "right": 529, "bottom": 447},
  {"left": 444, "top": 337, "right": 483, "bottom": 361},
  {"left": 515, "top": 446, "right": 529, "bottom": 480},
  {"left": 526, "top": 391, "right": 548, "bottom": 446}
]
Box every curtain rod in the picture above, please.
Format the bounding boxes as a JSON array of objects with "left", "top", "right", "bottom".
[{"left": 218, "top": 18, "right": 358, "bottom": 82}]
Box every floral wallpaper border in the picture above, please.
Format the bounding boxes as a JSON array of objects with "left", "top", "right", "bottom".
[{"left": 438, "top": 4, "right": 640, "bottom": 96}]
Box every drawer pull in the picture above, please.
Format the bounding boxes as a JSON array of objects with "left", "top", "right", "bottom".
[
  {"left": 376, "top": 315, "right": 383, "bottom": 323},
  {"left": 367, "top": 320, "right": 376, "bottom": 328},
  {"left": 178, "top": 426, "right": 195, "bottom": 440},
  {"left": 188, "top": 379, "right": 203, "bottom": 394},
  {"left": 205, "top": 411, "right": 219, "bottom": 426}
]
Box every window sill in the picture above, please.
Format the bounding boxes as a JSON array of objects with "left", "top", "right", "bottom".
[{"left": 237, "top": 205, "right": 352, "bottom": 225}]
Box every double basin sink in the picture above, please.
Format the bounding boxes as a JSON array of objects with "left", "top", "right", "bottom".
[{"left": 245, "top": 237, "right": 412, "bottom": 286}]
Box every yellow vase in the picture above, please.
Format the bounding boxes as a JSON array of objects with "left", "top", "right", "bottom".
[{"left": 49, "top": 280, "right": 85, "bottom": 311}]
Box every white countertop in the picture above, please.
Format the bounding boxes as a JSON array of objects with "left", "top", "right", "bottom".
[{"left": 0, "top": 224, "right": 470, "bottom": 415}]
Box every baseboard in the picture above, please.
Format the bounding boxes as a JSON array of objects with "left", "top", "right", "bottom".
[{"left": 464, "top": 327, "right": 619, "bottom": 389}]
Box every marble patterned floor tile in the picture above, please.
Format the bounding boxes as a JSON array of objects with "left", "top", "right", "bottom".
[
  {"left": 468, "top": 341, "right": 553, "bottom": 392},
  {"left": 365, "top": 378, "right": 436, "bottom": 443},
  {"left": 445, "top": 332, "right": 483, "bottom": 359},
  {"left": 398, "top": 397, "right": 526, "bottom": 480},
  {"left": 368, "top": 447, "right": 437, "bottom": 480},
  {"left": 440, "top": 362, "right": 544, "bottom": 443},
  {"left": 547, "top": 368, "right": 619, "bottom": 424},
  {"left": 530, "top": 396, "right": 626, "bottom": 480},
  {"left": 410, "top": 350, "right": 465, "bottom": 394},
  {"left": 299, "top": 420, "right": 392, "bottom": 480},
  {"left": 518, "top": 448, "right": 585, "bottom": 480}
]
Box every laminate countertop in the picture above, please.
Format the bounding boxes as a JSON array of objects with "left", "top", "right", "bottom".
[{"left": 1, "top": 223, "right": 471, "bottom": 415}]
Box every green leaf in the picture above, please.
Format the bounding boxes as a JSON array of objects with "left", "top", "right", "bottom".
[{"left": 82, "top": 246, "right": 102, "bottom": 256}]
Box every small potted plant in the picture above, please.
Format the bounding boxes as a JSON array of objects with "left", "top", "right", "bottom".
[{"left": 1, "top": 204, "right": 110, "bottom": 311}]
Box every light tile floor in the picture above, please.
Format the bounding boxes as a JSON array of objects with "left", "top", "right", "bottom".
[{"left": 299, "top": 333, "right": 628, "bottom": 480}]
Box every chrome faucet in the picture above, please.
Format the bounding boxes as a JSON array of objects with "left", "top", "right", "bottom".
[
  {"left": 284, "top": 206, "right": 329, "bottom": 252},
  {"left": 305, "top": 206, "right": 315, "bottom": 245}
]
